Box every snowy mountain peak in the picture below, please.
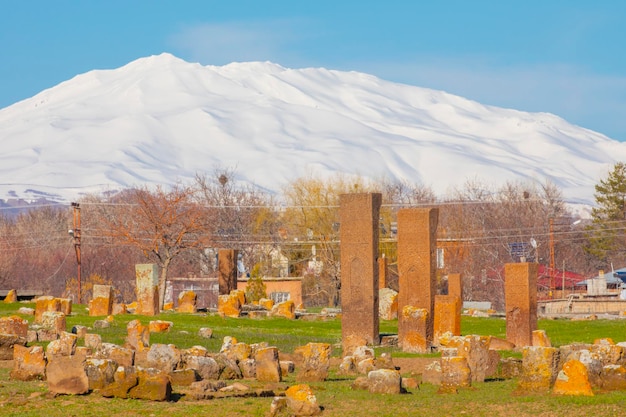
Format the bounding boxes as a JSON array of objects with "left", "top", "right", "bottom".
[{"left": 0, "top": 53, "right": 623, "bottom": 205}]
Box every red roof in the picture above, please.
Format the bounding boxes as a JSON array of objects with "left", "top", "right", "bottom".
[{"left": 536, "top": 264, "right": 584, "bottom": 290}]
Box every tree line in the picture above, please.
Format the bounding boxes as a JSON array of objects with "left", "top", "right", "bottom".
[{"left": 0, "top": 164, "right": 624, "bottom": 310}]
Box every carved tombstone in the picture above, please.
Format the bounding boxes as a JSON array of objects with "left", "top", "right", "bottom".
[
  {"left": 340, "top": 193, "right": 382, "bottom": 355},
  {"left": 505, "top": 263, "right": 538, "bottom": 347}
]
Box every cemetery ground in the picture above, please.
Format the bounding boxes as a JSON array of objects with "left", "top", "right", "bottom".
[{"left": 1, "top": 303, "right": 626, "bottom": 417}]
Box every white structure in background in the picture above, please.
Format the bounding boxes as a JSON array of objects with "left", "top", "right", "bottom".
[{"left": 307, "top": 245, "right": 324, "bottom": 275}]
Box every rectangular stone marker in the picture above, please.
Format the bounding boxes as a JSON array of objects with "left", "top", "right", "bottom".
[
  {"left": 447, "top": 273, "right": 463, "bottom": 303},
  {"left": 218, "top": 249, "right": 239, "bottom": 295},
  {"left": 135, "top": 264, "right": 160, "bottom": 316},
  {"left": 397, "top": 207, "right": 438, "bottom": 352},
  {"left": 378, "top": 255, "right": 388, "bottom": 289},
  {"left": 434, "top": 294, "right": 461, "bottom": 343},
  {"left": 89, "top": 285, "right": 113, "bottom": 316},
  {"left": 505, "top": 262, "right": 538, "bottom": 348},
  {"left": 340, "top": 193, "right": 382, "bottom": 355}
]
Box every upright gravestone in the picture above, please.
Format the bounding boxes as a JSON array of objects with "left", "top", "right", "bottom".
[
  {"left": 89, "top": 285, "right": 113, "bottom": 316},
  {"left": 505, "top": 262, "right": 538, "bottom": 347},
  {"left": 340, "top": 193, "right": 382, "bottom": 355},
  {"left": 397, "top": 207, "right": 439, "bottom": 353},
  {"left": 218, "top": 249, "right": 239, "bottom": 295},
  {"left": 135, "top": 264, "right": 160, "bottom": 316}
]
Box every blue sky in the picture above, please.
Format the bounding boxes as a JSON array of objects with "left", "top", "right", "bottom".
[{"left": 2, "top": 1, "right": 626, "bottom": 140}]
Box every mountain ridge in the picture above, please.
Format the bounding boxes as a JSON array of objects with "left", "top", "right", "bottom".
[{"left": 0, "top": 52, "right": 623, "bottom": 205}]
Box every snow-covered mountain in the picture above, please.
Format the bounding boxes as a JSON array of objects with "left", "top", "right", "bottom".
[{"left": 0, "top": 53, "right": 624, "bottom": 206}]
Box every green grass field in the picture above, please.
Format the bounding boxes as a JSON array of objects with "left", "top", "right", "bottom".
[{"left": 1, "top": 302, "right": 626, "bottom": 416}]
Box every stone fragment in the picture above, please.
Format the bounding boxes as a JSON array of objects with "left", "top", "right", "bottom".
[
  {"left": 95, "top": 343, "right": 135, "bottom": 368},
  {"left": 217, "top": 293, "right": 241, "bottom": 318},
  {"left": 601, "top": 365, "right": 626, "bottom": 390},
  {"left": 516, "top": 346, "right": 560, "bottom": 393},
  {"left": 3, "top": 289, "right": 17, "bottom": 303},
  {"left": 46, "top": 355, "right": 89, "bottom": 395},
  {"left": 34, "top": 296, "right": 61, "bottom": 323},
  {"left": 100, "top": 366, "right": 138, "bottom": 399},
  {"left": 84, "top": 333, "right": 102, "bottom": 350},
  {"left": 146, "top": 343, "right": 181, "bottom": 373},
  {"left": 285, "top": 384, "right": 321, "bottom": 416},
  {"left": 553, "top": 359, "right": 594, "bottom": 396},
  {"left": 45, "top": 331, "right": 77, "bottom": 358},
  {"left": 148, "top": 320, "right": 173, "bottom": 333},
  {"left": 532, "top": 330, "right": 552, "bottom": 347},
  {"left": 0, "top": 315, "right": 28, "bottom": 337},
  {"left": 41, "top": 311, "right": 66, "bottom": 335},
  {"left": 439, "top": 356, "right": 472, "bottom": 393},
  {"left": 126, "top": 319, "right": 150, "bottom": 351},
  {"left": 295, "top": 342, "right": 331, "bottom": 382},
  {"left": 84, "top": 358, "right": 117, "bottom": 390},
  {"left": 379, "top": 288, "right": 398, "bottom": 320},
  {"left": 89, "top": 284, "right": 113, "bottom": 316},
  {"left": 10, "top": 344, "right": 46, "bottom": 381},
  {"left": 399, "top": 306, "right": 430, "bottom": 353},
  {"left": 112, "top": 303, "right": 127, "bottom": 315},
  {"left": 198, "top": 327, "right": 213, "bottom": 339},
  {"left": 255, "top": 346, "right": 282, "bottom": 382},
  {"left": 176, "top": 290, "right": 197, "bottom": 313},
  {"left": 128, "top": 367, "right": 172, "bottom": 401},
  {"left": 184, "top": 355, "right": 220, "bottom": 380},
  {"left": 269, "top": 300, "right": 296, "bottom": 319},
  {"left": 169, "top": 368, "right": 199, "bottom": 386},
  {"left": 135, "top": 263, "right": 160, "bottom": 316},
  {"left": 367, "top": 369, "right": 403, "bottom": 394}
]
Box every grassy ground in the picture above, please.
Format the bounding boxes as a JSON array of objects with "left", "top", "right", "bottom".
[{"left": 1, "top": 302, "right": 626, "bottom": 416}]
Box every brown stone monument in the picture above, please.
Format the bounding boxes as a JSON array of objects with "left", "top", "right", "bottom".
[
  {"left": 434, "top": 294, "right": 461, "bottom": 343},
  {"left": 397, "top": 207, "right": 439, "bottom": 353},
  {"left": 505, "top": 262, "right": 538, "bottom": 347},
  {"left": 378, "top": 255, "right": 388, "bottom": 289},
  {"left": 89, "top": 285, "right": 113, "bottom": 316},
  {"left": 340, "top": 192, "right": 382, "bottom": 355},
  {"left": 218, "top": 249, "right": 239, "bottom": 295},
  {"left": 135, "top": 264, "right": 160, "bottom": 316}
]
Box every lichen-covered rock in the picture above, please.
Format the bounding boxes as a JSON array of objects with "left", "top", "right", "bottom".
[
  {"left": 399, "top": 306, "right": 430, "bottom": 353},
  {"left": 218, "top": 293, "right": 241, "bottom": 318},
  {"left": 553, "top": 359, "right": 594, "bottom": 396},
  {"left": 295, "top": 342, "right": 332, "bottom": 382},
  {"left": 147, "top": 343, "right": 181, "bottom": 373},
  {"left": 148, "top": 320, "right": 173, "bottom": 333},
  {"left": 601, "top": 364, "right": 626, "bottom": 390},
  {"left": 255, "top": 347, "right": 281, "bottom": 382},
  {"left": 128, "top": 367, "right": 172, "bottom": 401},
  {"left": 3, "top": 289, "right": 17, "bottom": 303},
  {"left": 439, "top": 356, "right": 472, "bottom": 394},
  {"left": 214, "top": 353, "right": 243, "bottom": 380},
  {"left": 379, "top": 288, "right": 398, "bottom": 320},
  {"left": 176, "top": 290, "right": 197, "bottom": 313},
  {"left": 285, "top": 384, "right": 321, "bottom": 416},
  {"left": 89, "top": 285, "right": 113, "bottom": 316},
  {"left": 10, "top": 344, "right": 46, "bottom": 381},
  {"left": 169, "top": 368, "right": 199, "bottom": 386},
  {"left": 184, "top": 355, "right": 220, "bottom": 380},
  {"left": 532, "top": 330, "right": 552, "bottom": 347},
  {"left": 84, "top": 358, "right": 117, "bottom": 390},
  {"left": 45, "top": 331, "right": 77, "bottom": 358},
  {"left": 516, "top": 346, "right": 560, "bottom": 393},
  {"left": 0, "top": 315, "right": 28, "bottom": 337},
  {"left": 100, "top": 366, "right": 138, "bottom": 399},
  {"left": 46, "top": 355, "right": 89, "bottom": 395},
  {"left": 367, "top": 369, "right": 403, "bottom": 394},
  {"left": 125, "top": 319, "right": 150, "bottom": 352},
  {"left": 270, "top": 300, "right": 296, "bottom": 319},
  {"left": 239, "top": 358, "right": 257, "bottom": 378},
  {"left": 222, "top": 341, "right": 252, "bottom": 363},
  {"left": 198, "top": 327, "right": 213, "bottom": 339},
  {"left": 94, "top": 343, "right": 135, "bottom": 368},
  {"left": 41, "top": 311, "right": 66, "bottom": 336},
  {"left": 84, "top": 333, "right": 102, "bottom": 350},
  {"left": 34, "top": 296, "right": 62, "bottom": 323}
]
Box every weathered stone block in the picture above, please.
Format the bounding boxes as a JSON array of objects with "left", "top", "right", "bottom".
[
  {"left": 553, "top": 359, "right": 594, "bottom": 396},
  {"left": 46, "top": 355, "right": 89, "bottom": 395},
  {"left": 217, "top": 293, "right": 241, "bottom": 318},
  {"left": 295, "top": 342, "right": 332, "bottom": 382},
  {"left": 0, "top": 315, "right": 28, "bottom": 337},
  {"left": 379, "top": 288, "right": 398, "bottom": 320},
  {"left": 505, "top": 263, "right": 537, "bottom": 347},
  {"left": 367, "top": 369, "right": 403, "bottom": 394},
  {"left": 10, "top": 345, "right": 46, "bottom": 381},
  {"left": 399, "top": 306, "right": 429, "bottom": 353},
  {"left": 41, "top": 311, "right": 66, "bottom": 335},
  {"left": 95, "top": 343, "right": 135, "bottom": 368},
  {"left": 84, "top": 358, "right": 117, "bottom": 390},
  {"left": 3, "top": 289, "right": 17, "bottom": 303},
  {"left": 128, "top": 367, "right": 172, "bottom": 401},
  {"left": 285, "top": 384, "right": 321, "bottom": 416},
  {"left": 148, "top": 320, "right": 173, "bottom": 333},
  {"left": 147, "top": 343, "right": 181, "bottom": 373},
  {"left": 176, "top": 290, "right": 197, "bottom": 313},
  {"left": 89, "top": 285, "right": 113, "bottom": 316},
  {"left": 517, "top": 346, "right": 560, "bottom": 394},
  {"left": 126, "top": 319, "right": 150, "bottom": 351},
  {"left": 34, "top": 296, "right": 62, "bottom": 323},
  {"left": 135, "top": 264, "right": 160, "bottom": 316},
  {"left": 269, "top": 300, "right": 296, "bottom": 319},
  {"left": 439, "top": 356, "right": 472, "bottom": 393},
  {"left": 255, "top": 346, "right": 281, "bottom": 382},
  {"left": 434, "top": 295, "right": 461, "bottom": 345}
]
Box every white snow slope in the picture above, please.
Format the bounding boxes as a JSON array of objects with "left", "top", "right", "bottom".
[{"left": 1, "top": 53, "right": 624, "bottom": 205}]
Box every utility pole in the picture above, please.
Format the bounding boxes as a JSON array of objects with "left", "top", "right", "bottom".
[
  {"left": 549, "top": 217, "right": 555, "bottom": 298},
  {"left": 71, "top": 202, "right": 82, "bottom": 304}
]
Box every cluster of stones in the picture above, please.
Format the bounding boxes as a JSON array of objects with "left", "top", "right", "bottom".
[
  {"left": 2, "top": 308, "right": 325, "bottom": 414},
  {"left": 217, "top": 288, "right": 299, "bottom": 320}
]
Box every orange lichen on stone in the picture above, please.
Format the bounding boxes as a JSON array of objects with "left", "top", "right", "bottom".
[
  {"left": 148, "top": 320, "right": 173, "bottom": 333},
  {"left": 176, "top": 290, "right": 197, "bottom": 313},
  {"left": 399, "top": 306, "right": 429, "bottom": 353},
  {"left": 532, "top": 330, "right": 552, "bottom": 347},
  {"left": 0, "top": 315, "right": 29, "bottom": 338},
  {"left": 11, "top": 344, "right": 46, "bottom": 381},
  {"left": 553, "top": 359, "right": 594, "bottom": 396},
  {"left": 270, "top": 300, "right": 296, "bottom": 319},
  {"left": 217, "top": 294, "right": 241, "bottom": 318},
  {"left": 3, "top": 289, "right": 17, "bottom": 303}
]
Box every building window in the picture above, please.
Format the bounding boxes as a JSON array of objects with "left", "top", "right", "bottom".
[
  {"left": 436, "top": 248, "right": 445, "bottom": 269},
  {"left": 270, "top": 292, "right": 290, "bottom": 303}
]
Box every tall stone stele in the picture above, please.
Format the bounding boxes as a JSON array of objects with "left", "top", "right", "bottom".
[
  {"left": 397, "top": 207, "right": 439, "bottom": 353},
  {"left": 505, "top": 262, "right": 538, "bottom": 347},
  {"left": 340, "top": 192, "right": 382, "bottom": 356},
  {"left": 218, "top": 249, "right": 239, "bottom": 295},
  {"left": 135, "top": 264, "right": 160, "bottom": 316}
]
